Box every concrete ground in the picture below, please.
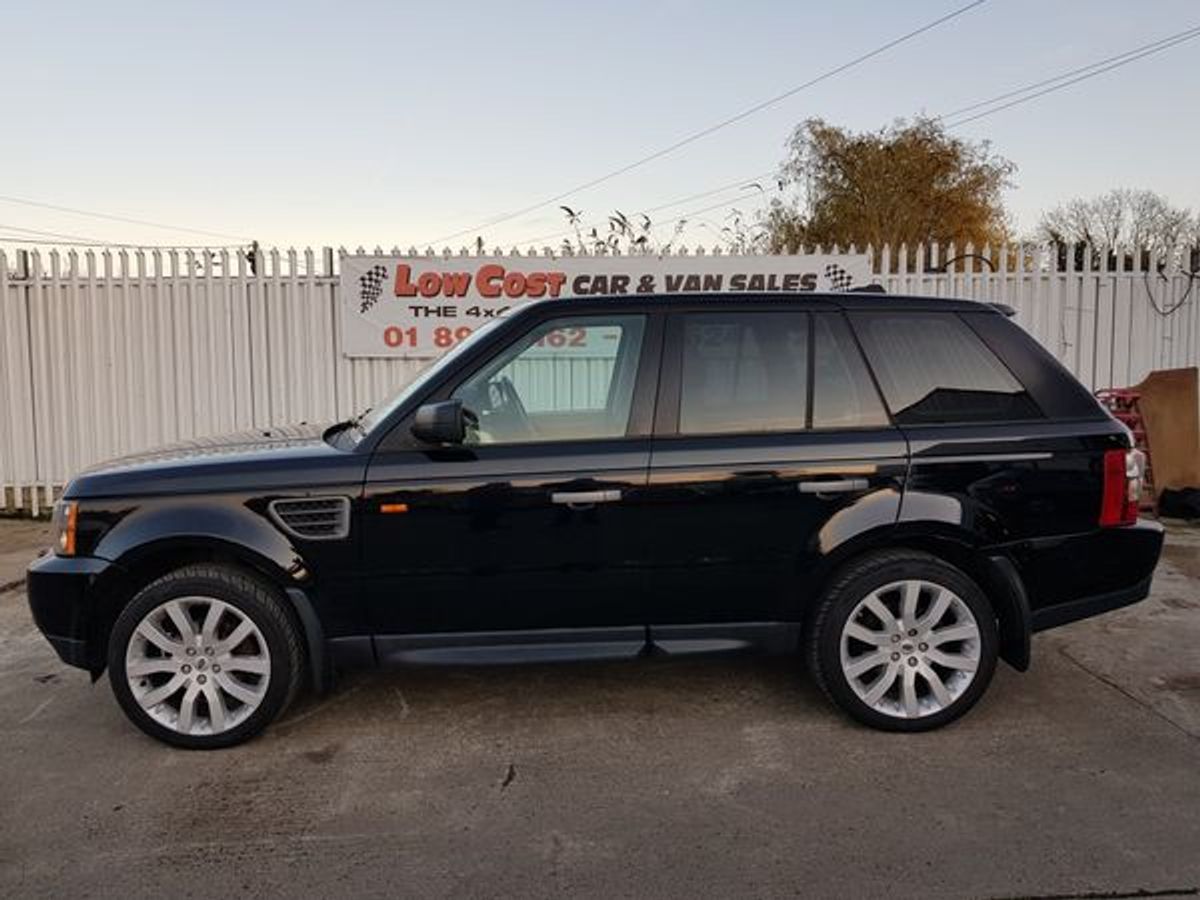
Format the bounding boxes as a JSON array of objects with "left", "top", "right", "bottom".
[{"left": 1, "top": 519, "right": 1198, "bottom": 900}]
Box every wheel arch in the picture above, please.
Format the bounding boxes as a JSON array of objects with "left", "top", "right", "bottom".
[
  {"left": 88, "top": 537, "right": 328, "bottom": 691},
  {"left": 801, "top": 522, "right": 1031, "bottom": 671}
]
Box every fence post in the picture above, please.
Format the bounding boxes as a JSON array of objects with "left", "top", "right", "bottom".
[
  {"left": 0, "top": 251, "right": 21, "bottom": 510},
  {"left": 13, "top": 250, "right": 38, "bottom": 511}
]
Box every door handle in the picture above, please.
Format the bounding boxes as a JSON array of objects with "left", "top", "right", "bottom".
[
  {"left": 551, "top": 489, "right": 622, "bottom": 508},
  {"left": 797, "top": 478, "right": 869, "bottom": 494}
]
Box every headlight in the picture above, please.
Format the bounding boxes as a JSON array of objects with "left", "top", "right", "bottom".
[{"left": 52, "top": 500, "right": 78, "bottom": 556}]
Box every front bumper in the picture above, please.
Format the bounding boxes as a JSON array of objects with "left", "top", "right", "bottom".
[{"left": 26, "top": 552, "right": 115, "bottom": 670}]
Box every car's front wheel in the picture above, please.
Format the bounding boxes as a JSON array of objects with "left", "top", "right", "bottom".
[
  {"left": 806, "top": 550, "right": 998, "bottom": 731},
  {"left": 107, "top": 564, "right": 304, "bottom": 749}
]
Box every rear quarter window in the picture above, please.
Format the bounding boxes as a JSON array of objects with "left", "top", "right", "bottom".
[
  {"left": 850, "top": 310, "right": 1042, "bottom": 425},
  {"left": 961, "top": 312, "right": 1106, "bottom": 420}
]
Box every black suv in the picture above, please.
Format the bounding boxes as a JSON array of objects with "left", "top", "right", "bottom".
[{"left": 28, "top": 293, "right": 1163, "bottom": 748}]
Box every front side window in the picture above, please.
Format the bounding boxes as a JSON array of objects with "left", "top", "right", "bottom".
[
  {"left": 451, "top": 315, "right": 646, "bottom": 444},
  {"left": 679, "top": 312, "right": 808, "bottom": 435},
  {"left": 357, "top": 316, "right": 507, "bottom": 437},
  {"left": 851, "top": 311, "right": 1041, "bottom": 424}
]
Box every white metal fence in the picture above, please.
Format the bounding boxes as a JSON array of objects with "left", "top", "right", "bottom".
[{"left": 2, "top": 242, "right": 1198, "bottom": 513}]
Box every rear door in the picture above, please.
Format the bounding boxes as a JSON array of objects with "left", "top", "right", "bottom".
[{"left": 643, "top": 307, "right": 907, "bottom": 640}]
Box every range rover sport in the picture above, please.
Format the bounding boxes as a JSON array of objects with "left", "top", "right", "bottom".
[{"left": 27, "top": 293, "right": 1164, "bottom": 748}]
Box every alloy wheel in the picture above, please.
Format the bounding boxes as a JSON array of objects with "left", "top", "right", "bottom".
[
  {"left": 125, "top": 596, "right": 272, "bottom": 736},
  {"left": 838, "top": 578, "right": 982, "bottom": 720}
]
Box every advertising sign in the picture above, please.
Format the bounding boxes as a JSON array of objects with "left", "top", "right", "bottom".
[{"left": 340, "top": 253, "right": 871, "bottom": 358}]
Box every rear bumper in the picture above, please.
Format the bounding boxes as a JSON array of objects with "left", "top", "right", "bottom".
[
  {"left": 1011, "top": 519, "right": 1164, "bottom": 632},
  {"left": 1030, "top": 572, "right": 1155, "bottom": 631},
  {"left": 26, "top": 553, "right": 115, "bottom": 670}
]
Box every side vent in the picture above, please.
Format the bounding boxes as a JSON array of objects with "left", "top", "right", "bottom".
[{"left": 268, "top": 496, "right": 351, "bottom": 541}]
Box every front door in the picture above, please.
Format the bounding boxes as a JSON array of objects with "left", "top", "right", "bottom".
[{"left": 362, "top": 311, "right": 662, "bottom": 659}]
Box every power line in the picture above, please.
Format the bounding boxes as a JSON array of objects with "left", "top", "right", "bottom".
[
  {"left": 0, "top": 194, "right": 254, "bottom": 241},
  {"left": 649, "top": 196, "right": 771, "bottom": 234},
  {"left": 423, "top": 0, "right": 990, "bottom": 246},
  {"left": 518, "top": 193, "right": 781, "bottom": 253},
  {"left": 0, "top": 238, "right": 241, "bottom": 250},
  {"left": 0, "top": 223, "right": 243, "bottom": 249},
  {"left": 941, "top": 24, "right": 1200, "bottom": 127},
  {"left": 513, "top": 171, "right": 780, "bottom": 248},
  {"left": 0, "top": 223, "right": 117, "bottom": 243},
  {"left": 937, "top": 25, "right": 1200, "bottom": 121},
  {"left": 534, "top": 23, "right": 1200, "bottom": 248},
  {"left": 0, "top": 237, "right": 163, "bottom": 249},
  {"left": 11, "top": 16, "right": 1190, "bottom": 256}
]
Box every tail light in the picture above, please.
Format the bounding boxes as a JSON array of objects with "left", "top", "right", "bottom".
[
  {"left": 52, "top": 500, "right": 78, "bottom": 556},
  {"left": 1099, "top": 448, "right": 1144, "bottom": 527}
]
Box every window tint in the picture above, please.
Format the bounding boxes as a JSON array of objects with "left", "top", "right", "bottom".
[
  {"left": 851, "top": 311, "right": 1041, "bottom": 424},
  {"left": 963, "top": 312, "right": 1105, "bottom": 420},
  {"left": 679, "top": 312, "right": 807, "bottom": 434},
  {"left": 812, "top": 313, "right": 889, "bottom": 429},
  {"left": 452, "top": 315, "right": 645, "bottom": 444}
]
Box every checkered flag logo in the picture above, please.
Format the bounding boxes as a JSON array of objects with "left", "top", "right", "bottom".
[
  {"left": 825, "top": 263, "right": 855, "bottom": 292},
  {"left": 358, "top": 264, "right": 388, "bottom": 313}
]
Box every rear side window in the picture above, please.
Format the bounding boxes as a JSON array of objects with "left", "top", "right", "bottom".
[
  {"left": 851, "top": 311, "right": 1041, "bottom": 425},
  {"left": 679, "top": 312, "right": 807, "bottom": 434},
  {"left": 812, "top": 313, "right": 889, "bottom": 429}
]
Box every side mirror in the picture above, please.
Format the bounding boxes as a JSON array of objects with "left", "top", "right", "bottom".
[{"left": 412, "top": 400, "right": 467, "bottom": 444}]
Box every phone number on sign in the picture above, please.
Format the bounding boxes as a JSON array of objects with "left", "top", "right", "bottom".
[
  {"left": 381, "top": 325, "right": 591, "bottom": 351},
  {"left": 381, "top": 325, "right": 472, "bottom": 349}
]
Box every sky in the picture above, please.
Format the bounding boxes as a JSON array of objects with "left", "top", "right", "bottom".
[{"left": 1, "top": 0, "right": 1197, "bottom": 253}]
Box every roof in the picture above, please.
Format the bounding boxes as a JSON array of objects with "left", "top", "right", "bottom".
[{"left": 542, "top": 292, "right": 1007, "bottom": 314}]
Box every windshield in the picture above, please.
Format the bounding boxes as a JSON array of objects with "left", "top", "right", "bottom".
[{"left": 356, "top": 317, "right": 508, "bottom": 435}]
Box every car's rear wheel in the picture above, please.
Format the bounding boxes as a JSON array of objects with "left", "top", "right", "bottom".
[
  {"left": 108, "top": 564, "right": 304, "bottom": 749},
  {"left": 806, "top": 550, "right": 998, "bottom": 731}
]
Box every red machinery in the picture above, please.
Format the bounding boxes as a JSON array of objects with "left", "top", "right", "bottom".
[{"left": 1095, "top": 388, "right": 1155, "bottom": 510}]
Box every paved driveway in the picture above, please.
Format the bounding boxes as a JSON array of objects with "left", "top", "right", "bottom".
[{"left": 1, "top": 520, "right": 1198, "bottom": 899}]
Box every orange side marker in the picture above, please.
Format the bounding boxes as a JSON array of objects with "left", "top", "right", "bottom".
[{"left": 380, "top": 503, "right": 409, "bottom": 514}]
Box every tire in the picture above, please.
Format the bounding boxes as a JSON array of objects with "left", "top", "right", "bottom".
[
  {"left": 107, "top": 564, "right": 305, "bottom": 749},
  {"left": 805, "top": 550, "right": 998, "bottom": 732}
]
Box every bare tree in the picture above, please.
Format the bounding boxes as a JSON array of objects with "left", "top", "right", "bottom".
[{"left": 1039, "top": 188, "right": 1198, "bottom": 257}]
